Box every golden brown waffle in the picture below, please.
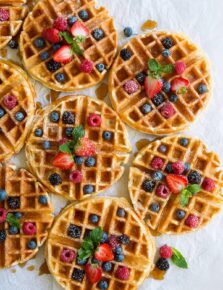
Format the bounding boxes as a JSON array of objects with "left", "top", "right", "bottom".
[
  {"left": 20, "top": 0, "right": 118, "bottom": 91},
  {"left": 0, "top": 0, "right": 27, "bottom": 5},
  {"left": 129, "top": 135, "right": 223, "bottom": 234},
  {"left": 0, "top": 163, "right": 54, "bottom": 269},
  {"left": 109, "top": 31, "right": 212, "bottom": 135},
  {"left": 0, "top": 3, "right": 27, "bottom": 49},
  {"left": 26, "top": 95, "right": 131, "bottom": 200},
  {"left": 46, "top": 197, "right": 155, "bottom": 290},
  {"left": 0, "top": 60, "right": 35, "bottom": 162}
]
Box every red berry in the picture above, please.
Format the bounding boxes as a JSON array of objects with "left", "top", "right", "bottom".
[
  {"left": 144, "top": 76, "right": 163, "bottom": 99},
  {"left": 202, "top": 178, "right": 216, "bottom": 192},
  {"left": 52, "top": 152, "right": 74, "bottom": 170},
  {"left": 23, "top": 222, "right": 37, "bottom": 235},
  {"left": 116, "top": 266, "right": 130, "bottom": 280},
  {"left": 172, "top": 161, "right": 185, "bottom": 175},
  {"left": 87, "top": 114, "right": 101, "bottom": 127},
  {"left": 59, "top": 137, "right": 68, "bottom": 145},
  {"left": 42, "top": 28, "right": 60, "bottom": 43},
  {"left": 53, "top": 45, "right": 73, "bottom": 64},
  {"left": 3, "top": 94, "right": 18, "bottom": 110},
  {"left": 159, "top": 245, "right": 173, "bottom": 259},
  {"left": 151, "top": 157, "right": 164, "bottom": 170},
  {"left": 166, "top": 174, "right": 188, "bottom": 194},
  {"left": 95, "top": 243, "right": 114, "bottom": 262},
  {"left": 0, "top": 8, "right": 9, "bottom": 22},
  {"left": 0, "top": 208, "right": 7, "bottom": 223},
  {"left": 80, "top": 59, "right": 94, "bottom": 73},
  {"left": 156, "top": 184, "right": 170, "bottom": 199},
  {"left": 71, "top": 21, "right": 90, "bottom": 37},
  {"left": 175, "top": 61, "right": 186, "bottom": 75},
  {"left": 53, "top": 17, "right": 68, "bottom": 31},
  {"left": 160, "top": 102, "right": 175, "bottom": 119},
  {"left": 185, "top": 214, "right": 199, "bottom": 228},
  {"left": 60, "top": 248, "right": 76, "bottom": 263},
  {"left": 74, "top": 137, "right": 96, "bottom": 157},
  {"left": 85, "top": 263, "right": 102, "bottom": 284},
  {"left": 109, "top": 235, "right": 120, "bottom": 250},
  {"left": 69, "top": 170, "right": 83, "bottom": 184},
  {"left": 123, "top": 80, "right": 139, "bottom": 94},
  {"left": 171, "top": 77, "right": 189, "bottom": 93}
]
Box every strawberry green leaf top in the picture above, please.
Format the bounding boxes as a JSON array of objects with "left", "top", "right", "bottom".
[
  {"left": 171, "top": 247, "right": 188, "bottom": 269},
  {"left": 180, "top": 184, "right": 201, "bottom": 207},
  {"left": 148, "top": 59, "right": 174, "bottom": 79},
  {"left": 6, "top": 213, "right": 20, "bottom": 229}
]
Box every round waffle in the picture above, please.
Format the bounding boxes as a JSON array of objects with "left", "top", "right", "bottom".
[
  {"left": 20, "top": 0, "right": 118, "bottom": 91},
  {"left": 25, "top": 95, "right": 131, "bottom": 200},
  {"left": 46, "top": 197, "right": 155, "bottom": 290},
  {"left": 0, "top": 163, "right": 54, "bottom": 269},
  {"left": 129, "top": 135, "right": 223, "bottom": 234},
  {"left": 0, "top": 60, "right": 35, "bottom": 162},
  {"left": 109, "top": 31, "right": 212, "bottom": 135}
]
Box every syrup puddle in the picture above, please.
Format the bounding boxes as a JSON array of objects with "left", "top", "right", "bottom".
[
  {"left": 141, "top": 20, "right": 158, "bottom": 31},
  {"left": 39, "top": 260, "right": 50, "bottom": 276},
  {"left": 95, "top": 83, "right": 108, "bottom": 100}
]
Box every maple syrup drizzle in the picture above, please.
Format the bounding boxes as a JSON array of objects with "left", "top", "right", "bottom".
[
  {"left": 46, "top": 90, "right": 60, "bottom": 102},
  {"left": 19, "top": 262, "right": 27, "bottom": 268},
  {"left": 27, "top": 265, "right": 35, "bottom": 271},
  {"left": 0, "top": 48, "right": 7, "bottom": 58},
  {"left": 27, "top": 0, "right": 38, "bottom": 10},
  {"left": 136, "top": 139, "right": 151, "bottom": 151},
  {"left": 150, "top": 267, "right": 166, "bottom": 280},
  {"left": 141, "top": 20, "right": 158, "bottom": 31},
  {"left": 11, "top": 269, "right": 16, "bottom": 273},
  {"left": 95, "top": 83, "right": 108, "bottom": 100},
  {"left": 39, "top": 260, "right": 50, "bottom": 276}
]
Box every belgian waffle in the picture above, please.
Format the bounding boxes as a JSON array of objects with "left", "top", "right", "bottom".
[
  {"left": 0, "top": 163, "right": 54, "bottom": 269},
  {"left": 46, "top": 197, "right": 155, "bottom": 290},
  {"left": 109, "top": 31, "right": 212, "bottom": 135},
  {"left": 25, "top": 95, "right": 131, "bottom": 200},
  {"left": 0, "top": 60, "right": 35, "bottom": 162},
  {"left": 20, "top": 0, "right": 118, "bottom": 91},
  {"left": 129, "top": 135, "right": 223, "bottom": 234}
]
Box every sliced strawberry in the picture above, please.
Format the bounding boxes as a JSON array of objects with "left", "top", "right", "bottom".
[
  {"left": 166, "top": 174, "right": 188, "bottom": 194},
  {"left": 74, "top": 137, "right": 96, "bottom": 157},
  {"left": 71, "top": 21, "right": 90, "bottom": 37},
  {"left": 95, "top": 243, "right": 114, "bottom": 262},
  {"left": 144, "top": 76, "right": 163, "bottom": 99},
  {"left": 52, "top": 152, "right": 74, "bottom": 170},
  {"left": 171, "top": 77, "right": 189, "bottom": 93},
  {"left": 85, "top": 263, "right": 102, "bottom": 284},
  {"left": 53, "top": 45, "right": 73, "bottom": 64}
]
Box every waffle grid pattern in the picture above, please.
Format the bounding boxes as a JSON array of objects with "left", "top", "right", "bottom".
[
  {"left": 129, "top": 136, "right": 223, "bottom": 234},
  {"left": 109, "top": 31, "right": 212, "bottom": 135}
]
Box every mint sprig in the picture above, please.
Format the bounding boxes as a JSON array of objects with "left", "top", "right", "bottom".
[
  {"left": 60, "top": 31, "right": 84, "bottom": 56},
  {"left": 59, "top": 125, "right": 85, "bottom": 154},
  {"left": 77, "top": 227, "right": 103, "bottom": 261},
  {"left": 171, "top": 247, "right": 188, "bottom": 269},
  {"left": 180, "top": 184, "right": 201, "bottom": 207},
  {"left": 148, "top": 59, "right": 174, "bottom": 79},
  {"left": 6, "top": 213, "right": 20, "bottom": 229}
]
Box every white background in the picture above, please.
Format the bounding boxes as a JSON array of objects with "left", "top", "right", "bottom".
[{"left": 1, "top": 0, "right": 223, "bottom": 289}]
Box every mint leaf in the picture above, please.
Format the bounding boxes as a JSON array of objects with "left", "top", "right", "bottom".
[
  {"left": 171, "top": 248, "right": 188, "bottom": 269},
  {"left": 71, "top": 41, "right": 83, "bottom": 56},
  {"left": 161, "top": 64, "right": 174, "bottom": 74},
  {"left": 60, "top": 31, "right": 73, "bottom": 44},
  {"left": 72, "top": 125, "right": 85, "bottom": 145},
  {"left": 76, "top": 35, "right": 86, "bottom": 43},
  {"left": 180, "top": 189, "right": 192, "bottom": 207},
  {"left": 59, "top": 142, "right": 72, "bottom": 154},
  {"left": 60, "top": 32, "right": 84, "bottom": 56},
  {"left": 177, "top": 87, "right": 187, "bottom": 95},
  {"left": 6, "top": 213, "right": 20, "bottom": 229},
  {"left": 90, "top": 227, "right": 103, "bottom": 247},
  {"left": 187, "top": 184, "right": 201, "bottom": 195},
  {"left": 148, "top": 59, "right": 159, "bottom": 72}
]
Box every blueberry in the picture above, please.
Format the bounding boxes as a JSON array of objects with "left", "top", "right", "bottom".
[
  {"left": 117, "top": 208, "right": 126, "bottom": 217},
  {"left": 72, "top": 268, "right": 85, "bottom": 282},
  {"left": 91, "top": 257, "right": 99, "bottom": 264},
  {"left": 49, "top": 173, "right": 62, "bottom": 186},
  {"left": 43, "top": 140, "right": 51, "bottom": 149},
  {"left": 162, "top": 49, "right": 171, "bottom": 57},
  {"left": 98, "top": 280, "right": 108, "bottom": 290},
  {"left": 120, "top": 48, "right": 132, "bottom": 60},
  {"left": 198, "top": 83, "right": 208, "bottom": 94},
  {"left": 8, "top": 39, "right": 18, "bottom": 49},
  {"left": 0, "top": 108, "right": 5, "bottom": 118},
  {"left": 34, "top": 37, "right": 45, "bottom": 48},
  {"left": 9, "top": 226, "right": 19, "bottom": 235},
  {"left": 151, "top": 171, "right": 163, "bottom": 181},
  {"left": 55, "top": 73, "right": 65, "bottom": 83},
  {"left": 38, "top": 195, "right": 48, "bottom": 205},
  {"left": 169, "top": 94, "right": 178, "bottom": 103},
  {"left": 136, "top": 72, "right": 147, "bottom": 85},
  {"left": 102, "top": 262, "right": 112, "bottom": 272},
  {"left": 83, "top": 185, "right": 94, "bottom": 194},
  {"left": 179, "top": 137, "right": 189, "bottom": 147},
  {"left": 166, "top": 163, "right": 173, "bottom": 173},
  {"left": 162, "top": 81, "right": 171, "bottom": 93},
  {"left": 158, "top": 145, "right": 167, "bottom": 153},
  {"left": 115, "top": 253, "right": 124, "bottom": 262},
  {"left": 39, "top": 51, "right": 49, "bottom": 61},
  {"left": 28, "top": 240, "right": 37, "bottom": 249},
  {"left": 14, "top": 212, "right": 22, "bottom": 219},
  {"left": 96, "top": 63, "right": 105, "bottom": 73},
  {"left": 78, "top": 10, "right": 89, "bottom": 21},
  {"left": 0, "top": 230, "right": 7, "bottom": 243},
  {"left": 142, "top": 179, "right": 156, "bottom": 192},
  {"left": 50, "top": 111, "right": 60, "bottom": 122},
  {"left": 124, "top": 27, "right": 133, "bottom": 37},
  {"left": 150, "top": 202, "right": 160, "bottom": 213},
  {"left": 89, "top": 214, "right": 99, "bottom": 223},
  {"left": 176, "top": 209, "right": 186, "bottom": 219},
  {"left": 101, "top": 231, "right": 108, "bottom": 243},
  {"left": 34, "top": 128, "right": 43, "bottom": 137},
  {"left": 85, "top": 157, "right": 96, "bottom": 167},
  {"left": 15, "top": 112, "right": 25, "bottom": 121},
  {"left": 114, "top": 246, "right": 123, "bottom": 254},
  {"left": 152, "top": 93, "right": 165, "bottom": 106},
  {"left": 74, "top": 156, "right": 84, "bottom": 164},
  {"left": 0, "top": 189, "right": 7, "bottom": 201},
  {"left": 68, "top": 16, "right": 78, "bottom": 26},
  {"left": 76, "top": 258, "right": 88, "bottom": 266},
  {"left": 92, "top": 28, "right": 105, "bottom": 41},
  {"left": 53, "top": 43, "right": 62, "bottom": 51},
  {"left": 65, "top": 127, "right": 73, "bottom": 137},
  {"left": 184, "top": 163, "right": 191, "bottom": 172},
  {"left": 102, "top": 131, "right": 113, "bottom": 141},
  {"left": 140, "top": 103, "right": 152, "bottom": 114},
  {"left": 162, "top": 37, "right": 173, "bottom": 49},
  {"left": 68, "top": 224, "right": 81, "bottom": 238}
]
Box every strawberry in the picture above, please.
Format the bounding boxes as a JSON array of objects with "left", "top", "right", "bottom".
[
  {"left": 166, "top": 174, "right": 188, "bottom": 194},
  {"left": 74, "top": 137, "right": 96, "bottom": 157},
  {"left": 42, "top": 28, "right": 60, "bottom": 43},
  {"left": 71, "top": 21, "right": 90, "bottom": 37},
  {"left": 95, "top": 243, "right": 114, "bottom": 262},
  {"left": 52, "top": 152, "right": 74, "bottom": 170},
  {"left": 85, "top": 263, "right": 102, "bottom": 284},
  {"left": 171, "top": 77, "right": 189, "bottom": 94},
  {"left": 144, "top": 76, "right": 163, "bottom": 99},
  {"left": 53, "top": 45, "right": 73, "bottom": 64}
]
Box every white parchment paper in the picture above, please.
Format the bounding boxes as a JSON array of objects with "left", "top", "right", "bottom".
[{"left": 1, "top": 0, "right": 223, "bottom": 289}]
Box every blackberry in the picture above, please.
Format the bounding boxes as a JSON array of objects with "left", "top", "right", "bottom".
[
  {"left": 8, "top": 39, "right": 18, "bottom": 49},
  {"left": 162, "top": 37, "right": 173, "bottom": 49},
  {"left": 72, "top": 268, "right": 85, "bottom": 282},
  {"left": 46, "top": 60, "right": 61, "bottom": 72},
  {"left": 67, "top": 224, "right": 81, "bottom": 238},
  {"left": 102, "top": 262, "right": 112, "bottom": 272},
  {"left": 156, "top": 258, "right": 170, "bottom": 271},
  {"left": 8, "top": 197, "right": 20, "bottom": 209},
  {"left": 120, "top": 48, "right": 132, "bottom": 61},
  {"left": 142, "top": 179, "right": 156, "bottom": 192},
  {"left": 48, "top": 173, "right": 62, "bottom": 186},
  {"left": 188, "top": 171, "right": 202, "bottom": 184},
  {"left": 136, "top": 72, "right": 146, "bottom": 85},
  {"left": 92, "top": 28, "right": 105, "bottom": 41},
  {"left": 118, "top": 234, "right": 130, "bottom": 245},
  {"left": 0, "top": 230, "right": 6, "bottom": 243},
  {"left": 62, "top": 111, "right": 75, "bottom": 124},
  {"left": 152, "top": 93, "right": 165, "bottom": 106}
]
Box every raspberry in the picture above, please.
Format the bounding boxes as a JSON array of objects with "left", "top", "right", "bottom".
[
  {"left": 160, "top": 102, "right": 175, "bottom": 119},
  {"left": 185, "top": 214, "right": 199, "bottom": 228},
  {"left": 109, "top": 235, "right": 120, "bottom": 250},
  {"left": 172, "top": 161, "right": 185, "bottom": 175},
  {"left": 156, "top": 184, "right": 170, "bottom": 199},
  {"left": 159, "top": 245, "right": 173, "bottom": 259},
  {"left": 123, "top": 80, "right": 139, "bottom": 94},
  {"left": 202, "top": 178, "right": 215, "bottom": 192},
  {"left": 0, "top": 208, "right": 7, "bottom": 223},
  {"left": 175, "top": 61, "right": 186, "bottom": 75},
  {"left": 22, "top": 222, "right": 37, "bottom": 235},
  {"left": 3, "top": 94, "right": 18, "bottom": 110},
  {"left": 42, "top": 28, "right": 60, "bottom": 43},
  {"left": 53, "top": 17, "right": 68, "bottom": 31},
  {"left": 151, "top": 157, "right": 164, "bottom": 170},
  {"left": 69, "top": 170, "right": 83, "bottom": 184},
  {"left": 80, "top": 59, "right": 94, "bottom": 73},
  {"left": 0, "top": 8, "right": 9, "bottom": 22},
  {"left": 60, "top": 248, "right": 76, "bottom": 263},
  {"left": 115, "top": 266, "right": 130, "bottom": 280},
  {"left": 87, "top": 114, "right": 102, "bottom": 127}
]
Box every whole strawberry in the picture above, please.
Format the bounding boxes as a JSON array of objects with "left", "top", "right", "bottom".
[{"left": 42, "top": 28, "right": 60, "bottom": 43}]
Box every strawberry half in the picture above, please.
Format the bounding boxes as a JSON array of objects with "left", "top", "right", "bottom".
[
  {"left": 171, "top": 77, "right": 189, "bottom": 93},
  {"left": 85, "top": 263, "right": 102, "bottom": 284},
  {"left": 74, "top": 137, "right": 96, "bottom": 157},
  {"left": 53, "top": 45, "right": 73, "bottom": 64},
  {"left": 144, "top": 76, "right": 163, "bottom": 99},
  {"left": 52, "top": 152, "right": 74, "bottom": 170},
  {"left": 95, "top": 243, "right": 114, "bottom": 262},
  {"left": 166, "top": 174, "right": 188, "bottom": 194},
  {"left": 71, "top": 21, "right": 90, "bottom": 37}
]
